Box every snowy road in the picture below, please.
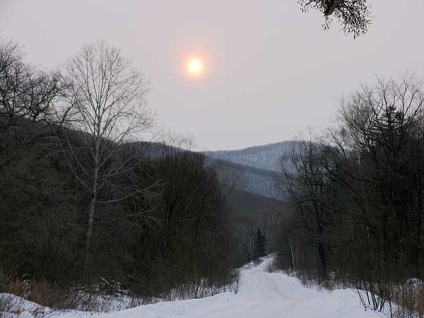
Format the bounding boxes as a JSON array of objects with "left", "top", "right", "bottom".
[{"left": 91, "top": 258, "right": 383, "bottom": 318}]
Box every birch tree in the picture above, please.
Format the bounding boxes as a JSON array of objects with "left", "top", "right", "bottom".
[{"left": 61, "top": 41, "right": 154, "bottom": 274}]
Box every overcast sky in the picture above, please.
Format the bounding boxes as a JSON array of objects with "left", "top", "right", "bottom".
[{"left": 1, "top": 0, "right": 424, "bottom": 150}]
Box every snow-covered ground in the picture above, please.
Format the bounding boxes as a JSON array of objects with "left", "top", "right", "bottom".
[{"left": 5, "top": 257, "right": 385, "bottom": 318}]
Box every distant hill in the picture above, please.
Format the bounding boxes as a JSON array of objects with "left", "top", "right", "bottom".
[
  {"left": 206, "top": 141, "right": 296, "bottom": 172},
  {"left": 205, "top": 141, "right": 296, "bottom": 199},
  {"left": 129, "top": 140, "right": 294, "bottom": 199},
  {"left": 205, "top": 158, "right": 280, "bottom": 199}
]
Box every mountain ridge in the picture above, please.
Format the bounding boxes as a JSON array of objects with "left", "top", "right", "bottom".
[
  {"left": 204, "top": 141, "right": 296, "bottom": 199},
  {"left": 205, "top": 140, "right": 296, "bottom": 173}
]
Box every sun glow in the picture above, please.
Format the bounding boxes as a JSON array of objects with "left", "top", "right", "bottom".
[{"left": 187, "top": 58, "right": 204, "bottom": 77}]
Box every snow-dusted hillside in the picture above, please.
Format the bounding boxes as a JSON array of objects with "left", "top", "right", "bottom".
[
  {"left": 4, "top": 258, "right": 383, "bottom": 318},
  {"left": 207, "top": 141, "right": 296, "bottom": 172},
  {"left": 206, "top": 141, "right": 296, "bottom": 199}
]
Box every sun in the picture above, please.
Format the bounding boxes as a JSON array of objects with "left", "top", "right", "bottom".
[{"left": 187, "top": 58, "right": 204, "bottom": 77}]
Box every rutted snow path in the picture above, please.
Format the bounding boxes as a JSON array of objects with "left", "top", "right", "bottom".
[{"left": 87, "top": 258, "right": 383, "bottom": 318}]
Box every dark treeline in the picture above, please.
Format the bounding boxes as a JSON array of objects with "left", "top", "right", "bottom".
[
  {"left": 0, "top": 40, "right": 274, "bottom": 305},
  {"left": 0, "top": 120, "right": 237, "bottom": 299},
  {"left": 275, "top": 76, "right": 424, "bottom": 316}
]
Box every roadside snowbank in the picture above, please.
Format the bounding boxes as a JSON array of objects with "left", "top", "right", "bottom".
[{"left": 2, "top": 257, "right": 385, "bottom": 318}]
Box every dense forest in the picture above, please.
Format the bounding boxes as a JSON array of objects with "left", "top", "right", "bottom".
[
  {"left": 275, "top": 76, "right": 424, "bottom": 317},
  {"left": 0, "top": 40, "right": 278, "bottom": 310}
]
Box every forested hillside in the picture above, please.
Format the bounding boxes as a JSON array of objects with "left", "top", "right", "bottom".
[
  {"left": 0, "top": 41, "right": 285, "bottom": 309},
  {"left": 207, "top": 141, "right": 296, "bottom": 172},
  {"left": 206, "top": 142, "right": 297, "bottom": 199},
  {"left": 206, "top": 158, "right": 280, "bottom": 199}
]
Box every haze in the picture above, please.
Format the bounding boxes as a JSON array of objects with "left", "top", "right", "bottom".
[{"left": 1, "top": 0, "right": 423, "bottom": 150}]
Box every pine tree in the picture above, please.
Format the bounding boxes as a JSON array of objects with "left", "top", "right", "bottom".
[{"left": 253, "top": 229, "right": 267, "bottom": 259}]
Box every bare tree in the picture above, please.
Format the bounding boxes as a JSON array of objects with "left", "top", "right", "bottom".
[
  {"left": 0, "top": 40, "right": 62, "bottom": 127},
  {"left": 59, "top": 41, "right": 155, "bottom": 274},
  {"left": 274, "top": 76, "right": 424, "bottom": 314},
  {"left": 0, "top": 40, "right": 21, "bottom": 75}
]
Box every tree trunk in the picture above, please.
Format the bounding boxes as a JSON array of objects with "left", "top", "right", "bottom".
[
  {"left": 83, "top": 166, "right": 98, "bottom": 277},
  {"left": 289, "top": 236, "right": 296, "bottom": 271}
]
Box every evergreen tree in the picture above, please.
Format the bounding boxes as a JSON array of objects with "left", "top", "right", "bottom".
[{"left": 253, "top": 229, "right": 267, "bottom": 259}]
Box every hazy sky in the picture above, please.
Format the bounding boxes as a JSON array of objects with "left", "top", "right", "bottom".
[{"left": 1, "top": 0, "right": 424, "bottom": 150}]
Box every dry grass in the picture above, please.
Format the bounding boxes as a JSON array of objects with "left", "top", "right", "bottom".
[
  {"left": 0, "top": 272, "right": 150, "bottom": 316},
  {"left": 2, "top": 275, "right": 67, "bottom": 309},
  {"left": 388, "top": 282, "right": 424, "bottom": 318},
  {"left": 0, "top": 270, "right": 135, "bottom": 315}
]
